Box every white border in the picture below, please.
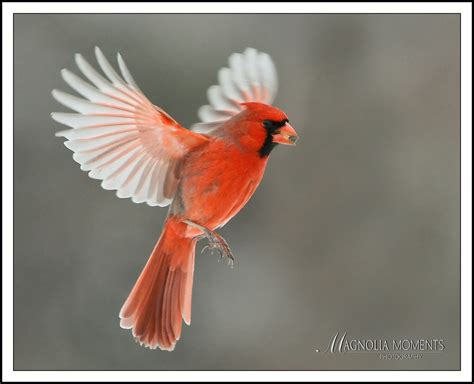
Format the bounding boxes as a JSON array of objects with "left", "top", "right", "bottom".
[{"left": 2, "top": 2, "right": 472, "bottom": 382}]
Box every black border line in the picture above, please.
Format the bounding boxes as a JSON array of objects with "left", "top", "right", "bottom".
[{"left": 11, "top": 12, "right": 463, "bottom": 373}]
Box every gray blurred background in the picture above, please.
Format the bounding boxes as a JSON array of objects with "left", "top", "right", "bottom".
[{"left": 14, "top": 14, "right": 460, "bottom": 370}]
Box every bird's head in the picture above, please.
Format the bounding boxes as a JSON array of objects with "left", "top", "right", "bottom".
[{"left": 232, "top": 102, "right": 298, "bottom": 157}]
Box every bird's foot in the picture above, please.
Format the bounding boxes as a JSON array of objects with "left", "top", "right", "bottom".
[
  {"left": 201, "top": 231, "right": 234, "bottom": 267},
  {"left": 183, "top": 220, "right": 235, "bottom": 268}
]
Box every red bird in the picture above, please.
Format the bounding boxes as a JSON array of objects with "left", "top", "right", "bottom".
[{"left": 52, "top": 47, "right": 298, "bottom": 350}]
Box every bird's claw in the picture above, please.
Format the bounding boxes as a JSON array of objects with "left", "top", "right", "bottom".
[
  {"left": 202, "top": 232, "right": 234, "bottom": 268},
  {"left": 185, "top": 219, "right": 235, "bottom": 268}
]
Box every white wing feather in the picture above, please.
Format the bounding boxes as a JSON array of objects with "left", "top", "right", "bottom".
[
  {"left": 52, "top": 47, "right": 208, "bottom": 207},
  {"left": 191, "top": 48, "right": 278, "bottom": 134}
]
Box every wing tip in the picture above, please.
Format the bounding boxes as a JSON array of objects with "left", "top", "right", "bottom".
[
  {"left": 74, "top": 52, "right": 88, "bottom": 67},
  {"left": 60, "top": 68, "right": 72, "bottom": 78},
  {"left": 51, "top": 89, "right": 61, "bottom": 101},
  {"left": 50, "top": 111, "right": 59, "bottom": 121},
  {"left": 54, "top": 129, "right": 69, "bottom": 138}
]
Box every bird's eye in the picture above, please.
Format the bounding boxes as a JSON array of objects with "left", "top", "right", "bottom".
[
  {"left": 263, "top": 119, "right": 289, "bottom": 132},
  {"left": 263, "top": 120, "right": 274, "bottom": 130}
]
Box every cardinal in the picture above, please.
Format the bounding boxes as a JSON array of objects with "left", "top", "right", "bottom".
[{"left": 52, "top": 47, "right": 298, "bottom": 351}]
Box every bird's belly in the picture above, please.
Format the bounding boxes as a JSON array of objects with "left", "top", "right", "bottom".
[
  {"left": 171, "top": 152, "right": 266, "bottom": 230},
  {"left": 185, "top": 178, "right": 257, "bottom": 229}
]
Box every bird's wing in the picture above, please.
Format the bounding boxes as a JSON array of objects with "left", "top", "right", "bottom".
[
  {"left": 52, "top": 47, "right": 209, "bottom": 207},
  {"left": 191, "top": 48, "right": 278, "bottom": 134}
]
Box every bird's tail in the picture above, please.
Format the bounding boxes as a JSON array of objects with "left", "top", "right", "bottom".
[{"left": 119, "top": 216, "right": 196, "bottom": 351}]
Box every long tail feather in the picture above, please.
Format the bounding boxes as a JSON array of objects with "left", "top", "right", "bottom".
[{"left": 119, "top": 217, "right": 195, "bottom": 350}]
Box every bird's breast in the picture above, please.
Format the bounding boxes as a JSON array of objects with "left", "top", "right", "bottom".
[{"left": 171, "top": 140, "right": 268, "bottom": 229}]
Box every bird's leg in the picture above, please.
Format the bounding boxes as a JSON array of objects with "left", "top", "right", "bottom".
[{"left": 183, "top": 220, "right": 235, "bottom": 267}]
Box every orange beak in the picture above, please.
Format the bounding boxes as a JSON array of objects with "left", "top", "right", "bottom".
[{"left": 272, "top": 122, "right": 298, "bottom": 145}]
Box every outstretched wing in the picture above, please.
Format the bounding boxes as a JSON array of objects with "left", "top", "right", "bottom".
[
  {"left": 191, "top": 48, "right": 278, "bottom": 134},
  {"left": 52, "top": 47, "right": 209, "bottom": 207}
]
